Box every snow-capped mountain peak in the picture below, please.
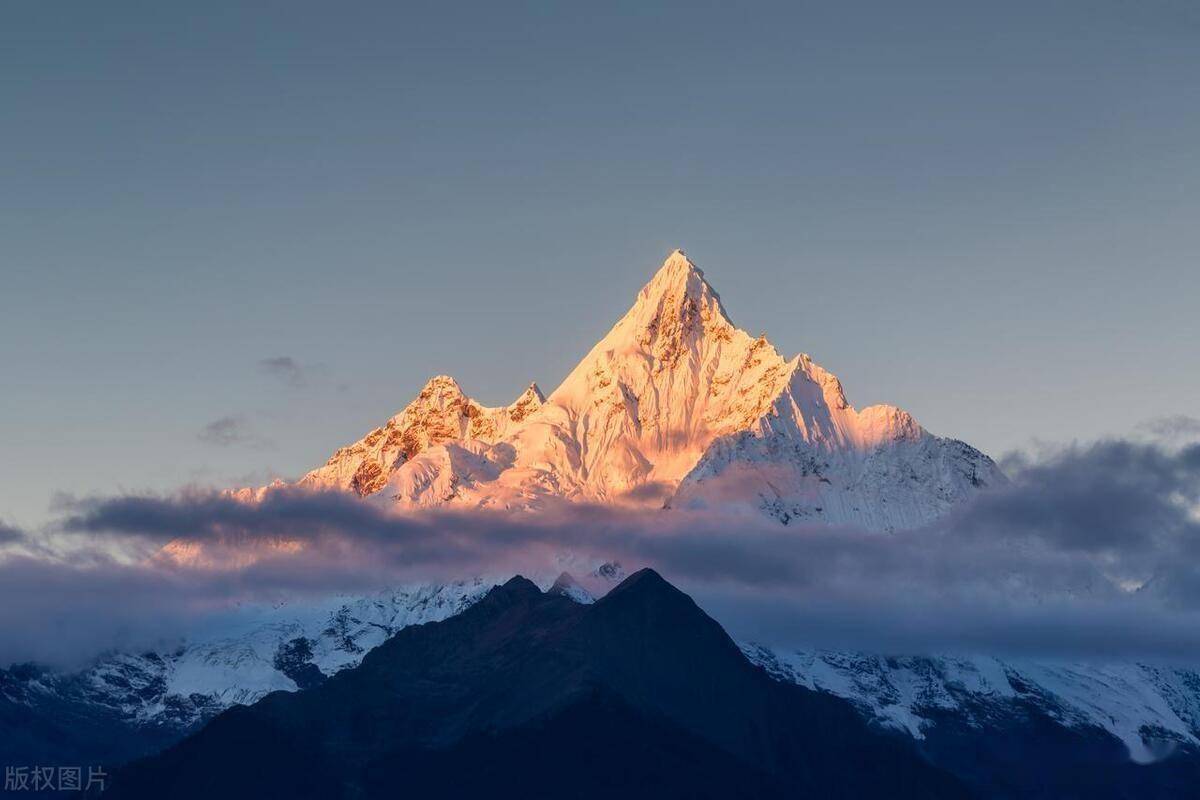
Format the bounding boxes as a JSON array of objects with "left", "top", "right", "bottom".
[
  {"left": 620, "top": 247, "right": 733, "bottom": 342},
  {"left": 279, "top": 250, "right": 1001, "bottom": 528}
]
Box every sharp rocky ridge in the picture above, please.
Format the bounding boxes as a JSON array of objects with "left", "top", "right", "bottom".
[{"left": 277, "top": 249, "right": 1003, "bottom": 530}]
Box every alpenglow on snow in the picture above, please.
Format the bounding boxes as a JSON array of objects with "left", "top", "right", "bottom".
[{"left": 261, "top": 250, "right": 1001, "bottom": 531}]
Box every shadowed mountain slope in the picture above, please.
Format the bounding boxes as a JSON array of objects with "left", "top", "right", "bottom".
[{"left": 106, "top": 570, "right": 967, "bottom": 800}]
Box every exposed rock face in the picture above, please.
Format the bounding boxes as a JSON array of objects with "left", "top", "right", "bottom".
[{"left": 274, "top": 250, "right": 1001, "bottom": 529}]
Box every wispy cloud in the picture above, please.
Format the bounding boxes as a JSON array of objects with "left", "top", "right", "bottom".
[
  {"left": 1138, "top": 414, "right": 1200, "bottom": 443},
  {"left": 257, "top": 356, "right": 307, "bottom": 388},
  {"left": 197, "top": 415, "right": 273, "bottom": 449}
]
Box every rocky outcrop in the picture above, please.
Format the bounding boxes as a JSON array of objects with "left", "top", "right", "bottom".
[{"left": 298, "top": 376, "right": 543, "bottom": 496}]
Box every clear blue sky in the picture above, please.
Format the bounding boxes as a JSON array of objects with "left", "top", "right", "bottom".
[{"left": 3, "top": 1, "right": 1198, "bottom": 526}]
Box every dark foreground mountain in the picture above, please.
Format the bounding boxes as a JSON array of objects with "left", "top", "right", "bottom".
[{"left": 106, "top": 570, "right": 967, "bottom": 799}]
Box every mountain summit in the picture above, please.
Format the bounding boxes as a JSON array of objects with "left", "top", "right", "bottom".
[{"left": 294, "top": 251, "right": 1002, "bottom": 529}]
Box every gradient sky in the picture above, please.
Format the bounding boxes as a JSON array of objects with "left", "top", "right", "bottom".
[{"left": 3, "top": 1, "right": 1198, "bottom": 527}]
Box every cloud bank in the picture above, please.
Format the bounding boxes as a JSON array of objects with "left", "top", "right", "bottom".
[{"left": 6, "top": 439, "right": 1200, "bottom": 667}]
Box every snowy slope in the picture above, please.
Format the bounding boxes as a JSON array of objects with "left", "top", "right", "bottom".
[
  {"left": 277, "top": 250, "right": 1001, "bottom": 530},
  {"left": 0, "top": 582, "right": 494, "bottom": 742},
  {"left": 742, "top": 644, "right": 1200, "bottom": 765}
]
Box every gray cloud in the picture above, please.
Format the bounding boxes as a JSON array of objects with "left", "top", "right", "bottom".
[
  {"left": 197, "top": 415, "right": 273, "bottom": 449},
  {"left": 1138, "top": 414, "right": 1200, "bottom": 442},
  {"left": 0, "top": 520, "right": 56, "bottom": 559},
  {"left": 0, "top": 522, "right": 26, "bottom": 545},
  {"left": 9, "top": 439, "right": 1200, "bottom": 667},
  {"left": 257, "top": 356, "right": 307, "bottom": 388}
]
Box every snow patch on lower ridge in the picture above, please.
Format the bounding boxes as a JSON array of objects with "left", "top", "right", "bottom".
[
  {"left": 3, "top": 582, "right": 494, "bottom": 734},
  {"left": 741, "top": 644, "right": 1200, "bottom": 765}
]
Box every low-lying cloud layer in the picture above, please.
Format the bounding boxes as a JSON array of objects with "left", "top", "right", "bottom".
[{"left": 5, "top": 439, "right": 1200, "bottom": 668}]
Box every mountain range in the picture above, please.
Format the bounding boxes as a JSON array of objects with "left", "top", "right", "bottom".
[
  {"left": 3, "top": 251, "right": 1196, "bottom": 797},
  {"left": 104, "top": 570, "right": 970, "bottom": 799},
  {"left": 95, "top": 571, "right": 1200, "bottom": 800},
  {"left": 7, "top": 567, "right": 1200, "bottom": 797}
]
